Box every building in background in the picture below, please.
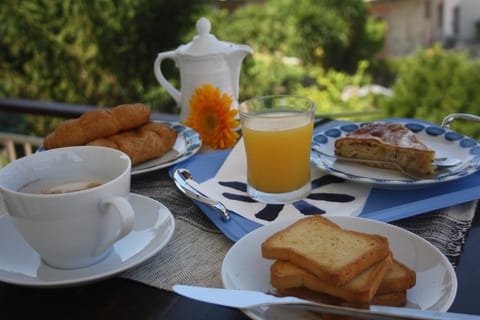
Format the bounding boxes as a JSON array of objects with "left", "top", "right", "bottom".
[{"left": 367, "top": 0, "right": 480, "bottom": 57}]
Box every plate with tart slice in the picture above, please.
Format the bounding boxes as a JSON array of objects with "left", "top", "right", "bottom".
[
  {"left": 311, "top": 119, "right": 480, "bottom": 189},
  {"left": 221, "top": 215, "right": 457, "bottom": 320}
]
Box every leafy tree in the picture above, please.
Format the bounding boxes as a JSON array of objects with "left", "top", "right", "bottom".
[
  {"left": 208, "top": 0, "right": 385, "bottom": 72},
  {"left": 202, "top": 0, "right": 385, "bottom": 109},
  {"left": 0, "top": 0, "right": 386, "bottom": 138},
  {"left": 296, "top": 60, "right": 382, "bottom": 120},
  {"left": 377, "top": 45, "right": 480, "bottom": 138},
  {"left": 0, "top": 0, "right": 211, "bottom": 113}
]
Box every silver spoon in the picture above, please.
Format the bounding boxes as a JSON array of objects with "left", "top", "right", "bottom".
[{"left": 432, "top": 157, "right": 462, "bottom": 167}]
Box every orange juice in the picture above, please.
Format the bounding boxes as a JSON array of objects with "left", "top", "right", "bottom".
[{"left": 242, "top": 112, "right": 313, "bottom": 193}]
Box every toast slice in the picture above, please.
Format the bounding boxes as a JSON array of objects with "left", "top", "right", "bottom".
[
  {"left": 277, "top": 287, "right": 407, "bottom": 320},
  {"left": 261, "top": 216, "right": 390, "bottom": 286},
  {"left": 377, "top": 259, "right": 416, "bottom": 294},
  {"left": 270, "top": 254, "right": 393, "bottom": 305},
  {"left": 271, "top": 257, "right": 414, "bottom": 305},
  {"left": 277, "top": 286, "right": 407, "bottom": 307}
]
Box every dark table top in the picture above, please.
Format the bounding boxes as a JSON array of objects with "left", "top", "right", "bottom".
[{"left": 0, "top": 208, "right": 479, "bottom": 319}]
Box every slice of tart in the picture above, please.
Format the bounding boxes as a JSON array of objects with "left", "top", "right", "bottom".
[{"left": 334, "top": 123, "right": 436, "bottom": 178}]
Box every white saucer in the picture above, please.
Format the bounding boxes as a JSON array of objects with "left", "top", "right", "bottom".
[{"left": 0, "top": 193, "right": 175, "bottom": 287}]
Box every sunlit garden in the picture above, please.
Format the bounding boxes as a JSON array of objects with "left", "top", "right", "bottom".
[{"left": 1, "top": 0, "right": 480, "bottom": 138}]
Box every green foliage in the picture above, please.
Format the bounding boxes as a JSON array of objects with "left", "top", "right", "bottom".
[
  {"left": 237, "top": 54, "right": 305, "bottom": 99},
  {"left": 201, "top": 0, "right": 386, "bottom": 111},
  {"left": 295, "top": 60, "right": 382, "bottom": 120},
  {"left": 2, "top": 0, "right": 479, "bottom": 151},
  {"left": 209, "top": 0, "right": 384, "bottom": 72},
  {"left": 0, "top": 154, "right": 8, "bottom": 167},
  {"left": 0, "top": 0, "right": 210, "bottom": 112},
  {"left": 0, "top": 0, "right": 387, "bottom": 138},
  {"left": 378, "top": 45, "right": 480, "bottom": 138}
]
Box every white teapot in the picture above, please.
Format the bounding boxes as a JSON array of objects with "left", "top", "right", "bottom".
[{"left": 154, "top": 17, "right": 253, "bottom": 121}]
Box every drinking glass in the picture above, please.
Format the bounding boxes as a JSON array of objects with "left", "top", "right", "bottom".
[{"left": 239, "top": 95, "right": 316, "bottom": 203}]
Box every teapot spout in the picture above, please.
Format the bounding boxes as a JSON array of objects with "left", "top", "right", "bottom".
[{"left": 226, "top": 45, "right": 253, "bottom": 99}]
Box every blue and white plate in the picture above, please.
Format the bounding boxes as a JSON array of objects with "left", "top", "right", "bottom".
[
  {"left": 38, "top": 121, "right": 202, "bottom": 175},
  {"left": 311, "top": 119, "right": 480, "bottom": 189},
  {"left": 131, "top": 121, "right": 202, "bottom": 175}
]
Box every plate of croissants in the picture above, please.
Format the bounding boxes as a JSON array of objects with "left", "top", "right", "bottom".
[{"left": 39, "top": 103, "right": 202, "bottom": 175}]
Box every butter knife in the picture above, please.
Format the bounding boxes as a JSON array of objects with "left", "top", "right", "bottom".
[{"left": 173, "top": 285, "right": 480, "bottom": 320}]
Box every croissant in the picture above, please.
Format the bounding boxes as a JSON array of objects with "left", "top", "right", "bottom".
[
  {"left": 86, "top": 122, "right": 177, "bottom": 165},
  {"left": 44, "top": 103, "right": 151, "bottom": 149}
]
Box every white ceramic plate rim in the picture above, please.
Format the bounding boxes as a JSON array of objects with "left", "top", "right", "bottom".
[
  {"left": 131, "top": 121, "right": 202, "bottom": 175},
  {"left": 311, "top": 119, "right": 480, "bottom": 189},
  {"left": 0, "top": 193, "right": 175, "bottom": 287},
  {"left": 38, "top": 121, "right": 202, "bottom": 176},
  {"left": 221, "top": 215, "right": 457, "bottom": 320}
]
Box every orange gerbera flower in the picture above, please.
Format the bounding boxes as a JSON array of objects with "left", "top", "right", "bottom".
[{"left": 184, "top": 84, "right": 239, "bottom": 149}]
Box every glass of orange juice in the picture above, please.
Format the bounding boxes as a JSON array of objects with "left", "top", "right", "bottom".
[{"left": 239, "top": 95, "right": 316, "bottom": 203}]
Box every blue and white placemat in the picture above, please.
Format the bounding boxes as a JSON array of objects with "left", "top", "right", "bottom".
[
  {"left": 170, "top": 146, "right": 480, "bottom": 242},
  {"left": 187, "top": 138, "right": 371, "bottom": 226}
]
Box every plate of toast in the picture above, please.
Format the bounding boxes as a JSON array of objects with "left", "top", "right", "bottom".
[
  {"left": 39, "top": 103, "right": 202, "bottom": 175},
  {"left": 312, "top": 119, "right": 480, "bottom": 189},
  {"left": 222, "top": 215, "right": 456, "bottom": 320}
]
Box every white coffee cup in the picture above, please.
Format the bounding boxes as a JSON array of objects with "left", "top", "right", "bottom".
[{"left": 0, "top": 146, "right": 135, "bottom": 269}]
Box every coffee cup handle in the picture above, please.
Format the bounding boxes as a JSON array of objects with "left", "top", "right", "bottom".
[{"left": 94, "top": 196, "right": 135, "bottom": 256}]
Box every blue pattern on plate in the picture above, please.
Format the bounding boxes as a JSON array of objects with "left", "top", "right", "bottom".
[
  {"left": 404, "top": 123, "right": 425, "bottom": 133},
  {"left": 340, "top": 124, "right": 359, "bottom": 132},
  {"left": 445, "top": 131, "right": 463, "bottom": 141},
  {"left": 426, "top": 126, "right": 445, "bottom": 136},
  {"left": 313, "top": 134, "right": 329, "bottom": 144},
  {"left": 470, "top": 146, "right": 480, "bottom": 155},
  {"left": 460, "top": 138, "right": 477, "bottom": 148},
  {"left": 324, "top": 128, "right": 342, "bottom": 138},
  {"left": 172, "top": 123, "right": 202, "bottom": 156}
]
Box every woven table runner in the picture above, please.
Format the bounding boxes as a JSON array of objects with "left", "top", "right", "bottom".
[{"left": 120, "top": 169, "right": 477, "bottom": 290}]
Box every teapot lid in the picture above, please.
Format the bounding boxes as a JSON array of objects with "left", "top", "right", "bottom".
[{"left": 178, "top": 17, "right": 233, "bottom": 55}]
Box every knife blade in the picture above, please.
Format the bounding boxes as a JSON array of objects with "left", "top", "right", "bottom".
[{"left": 173, "top": 285, "right": 480, "bottom": 320}]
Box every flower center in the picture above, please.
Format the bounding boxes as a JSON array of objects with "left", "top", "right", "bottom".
[{"left": 206, "top": 114, "right": 217, "bottom": 131}]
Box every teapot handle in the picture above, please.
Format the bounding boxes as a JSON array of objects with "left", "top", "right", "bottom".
[{"left": 154, "top": 51, "right": 181, "bottom": 104}]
